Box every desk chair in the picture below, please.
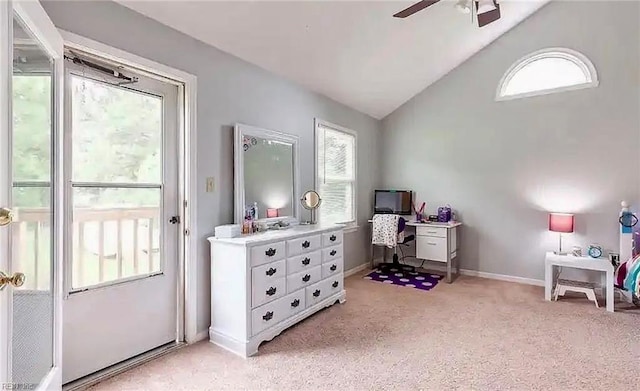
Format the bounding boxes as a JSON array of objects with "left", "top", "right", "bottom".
[{"left": 374, "top": 216, "right": 415, "bottom": 273}]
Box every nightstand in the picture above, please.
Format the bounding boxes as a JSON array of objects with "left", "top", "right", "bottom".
[{"left": 544, "top": 252, "right": 615, "bottom": 312}]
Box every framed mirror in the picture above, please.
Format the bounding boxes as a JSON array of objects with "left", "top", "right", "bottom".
[{"left": 234, "top": 123, "right": 299, "bottom": 223}]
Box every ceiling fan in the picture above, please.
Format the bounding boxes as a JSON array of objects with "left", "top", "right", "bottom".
[{"left": 393, "top": 0, "right": 502, "bottom": 28}]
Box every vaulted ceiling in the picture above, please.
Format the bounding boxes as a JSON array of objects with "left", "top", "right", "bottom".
[{"left": 117, "top": 0, "right": 550, "bottom": 119}]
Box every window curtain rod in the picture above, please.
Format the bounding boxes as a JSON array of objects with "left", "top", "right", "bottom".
[{"left": 64, "top": 53, "right": 139, "bottom": 85}]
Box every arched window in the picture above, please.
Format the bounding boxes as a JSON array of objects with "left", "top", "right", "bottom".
[{"left": 496, "top": 48, "right": 598, "bottom": 101}]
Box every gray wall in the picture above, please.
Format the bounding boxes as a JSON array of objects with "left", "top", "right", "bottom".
[
  {"left": 382, "top": 0, "right": 640, "bottom": 281},
  {"left": 42, "top": 0, "right": 381, "bottom": 336}
]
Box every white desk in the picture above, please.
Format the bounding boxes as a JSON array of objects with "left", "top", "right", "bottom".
[
  {"left": 369, "top": 220, "right": 461, "bottom": 283},
  {"left": 544, "top": 252, "right": 615, "bottom": 312}
]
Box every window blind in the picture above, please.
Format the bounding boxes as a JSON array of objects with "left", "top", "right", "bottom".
[{"left": 316, "top": 122, "right": 356, "bottom": 225}]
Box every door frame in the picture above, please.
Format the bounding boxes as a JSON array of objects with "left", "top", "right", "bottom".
[
  {"left": 1, "top": 0, "right": 65, "bottom": 389},
  {"left": 59, "top": 31, "right": 199, "bottom": 344}
]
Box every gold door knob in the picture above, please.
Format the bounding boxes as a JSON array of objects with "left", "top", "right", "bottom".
[
  {"left": 0, "top": 271, "right": 25, "bottom": 290},
  {"left": 0, "top": 207, "right": 13, "bottom": 226}
]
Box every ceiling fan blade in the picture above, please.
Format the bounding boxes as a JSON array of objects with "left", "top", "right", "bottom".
[
  {"left": 477, "top": 1, "right": 501, "bottom": 27},
  {"left": 393, "top": 1, "right": 440, "bottom": 18}
]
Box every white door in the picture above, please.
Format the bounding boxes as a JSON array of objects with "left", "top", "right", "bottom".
[
  {"left": 62, "top": 52, "right": 180, "bottom": 383},
  {"left": 0, "top": 1, "right": 64, "bottom": 390}
]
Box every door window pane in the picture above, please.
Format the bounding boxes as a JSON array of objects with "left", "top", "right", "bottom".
[
  {"left": 70, "top": 73, "right": 165, "bottom": 290},
  {"left": 11, "top": 187, "right": 51, "bottom": 291},
  {"left": 11, "top": 14, "right": 54, "bottom": 387},
  {"left": 71, "top": 75, "right": 162, "bottom": 183},
  {"left": 72, "top": 187, "right": 161, "bottom": 289},
  {"left": 13, "top": 75, "right": 51, "bottom": 181}
]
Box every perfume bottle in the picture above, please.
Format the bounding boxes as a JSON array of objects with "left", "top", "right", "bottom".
[{"left": 242, "top": 205, "right": 253, "bottom": 234}]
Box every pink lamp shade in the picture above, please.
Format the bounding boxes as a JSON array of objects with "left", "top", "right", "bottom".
[
  {"left": 548, "top": 213, "right": 574, "bottom": 233},
  {"left": 267, "top": 208, "right": 279, "bottom": 218}
]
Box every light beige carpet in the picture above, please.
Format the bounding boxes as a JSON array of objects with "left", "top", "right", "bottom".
[{"left": 92, "top": 270, "right": 639, "bottom": 390}]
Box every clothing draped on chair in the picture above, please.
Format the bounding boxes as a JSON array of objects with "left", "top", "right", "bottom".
[{"left": 371, "top": 214, "right": 403, "bottom": 248}]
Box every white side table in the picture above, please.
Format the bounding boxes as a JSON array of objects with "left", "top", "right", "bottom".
[{"left": 544, "top": 252, "right": 615, "bottom": 312}]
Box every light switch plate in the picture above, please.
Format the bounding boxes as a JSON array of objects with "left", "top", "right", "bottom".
[{"left": 206, "top": 177, "right": 214, "bottom": 192}]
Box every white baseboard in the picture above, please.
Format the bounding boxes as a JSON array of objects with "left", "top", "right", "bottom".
[
  {"left": 366, "top": 259, "right": 545, "bottom": 287},
  {"left": 344, "top": 262, "right": 369, "bottom": 278},
  {"left": 191, "top": 330, "right": 209, "bottom": 343},
  {"left": 457, "top": 268, "right": 544, "bottom": 287},
  {"left": 416, "top": 263, "right": 544, "bottom": 287}
]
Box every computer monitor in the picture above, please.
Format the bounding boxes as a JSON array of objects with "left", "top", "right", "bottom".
[{"left": 374, "top": 190, "right": 412, "bottom": 215}]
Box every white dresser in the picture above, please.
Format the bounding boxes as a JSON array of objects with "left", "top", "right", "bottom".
[{"left": 207, "top": 224, "right": 346, "bottom": 357}]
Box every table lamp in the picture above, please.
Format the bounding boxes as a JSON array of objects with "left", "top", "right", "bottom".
[{"left": 549, "top": 213, "right": 574, "bottom": 255}]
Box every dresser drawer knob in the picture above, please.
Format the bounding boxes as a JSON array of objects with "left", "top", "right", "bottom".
[
  {"left": 262, "top": 311, "right": 273, "bottom": 321},
  {"left": 312, "top": 289, "right": 321, "bottom": 297},
  {"left": 291, "top": 299, "right": 300, "bottom": 308},
  {"left": 265, "top": 248, "right": 277, "bottom": 257},
  {"left": 330, "top": 234, "right": 337, "bottom": 242},
  {"left": 332, "top": 281, "right": 339, "bottom": 288},
  {"left": 265, "top": 267, "right": 277, "bottom": 276},
  {"left": 330, "top": 264, "right": 337, "bottom": 272},
  {"left": 302, "top": 274, "right": 311, "bottom": 282},
  {"left": 266, "top": 287, "right": 277, "bottom": 296},
  {"left": 330, "top": 250, "right": 337, "bottom": 256},
  {"left": 302, "top": 240, "right": 310, "bottom": 248},
  {"left": 301, "top": 257, "right": 311, "bottom": 266}
]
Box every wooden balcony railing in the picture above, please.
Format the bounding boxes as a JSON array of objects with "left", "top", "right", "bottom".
[{"left": 11, "top": 207, "right": 160, "bottom": 291}]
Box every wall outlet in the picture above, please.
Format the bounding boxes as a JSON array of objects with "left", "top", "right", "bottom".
[{"left": 206, "top": 177, "right": 214, "bottom": 192}]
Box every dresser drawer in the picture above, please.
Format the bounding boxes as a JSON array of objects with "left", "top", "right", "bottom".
[
  {"left": 287, "top": 235, "right": 321, "bottom": 257},
  {"left": 287, "top": 250, "right": 321, "bottom": 275},
  {"left": 306, "top": 280, "right": 327, "bottom": 307},
  {"left": 416, "top": 226, "right": 447, "bottom": 238},
  {"left": 287, "top": 266, "right": 321, "bottom": 293},
  {"left": 252, "top": 259, "right": 286, "bottom": 288},
  {"left": 283, "top": 289, "right": 306, "bottom": 319},
  {"left": 321, "top": 257, "right": 343, "bottom": 278},
  {"left": 322, "top": 245, "right": 342, "bottom": 263},
  {"left": 251, "top": 241, "right": 286, "bottom": 267},
  {"left": 322, "top": 230, "right": 343, "bottom": 247},
  {"left": 416, "top": 236, "right": 448, "bottom": 262},
  {"left": 325, "top": 274, "right": 343, "bottom": 297},
  {"left": 252, "top": 297, "right": 282, "bottom": 336},
  {"left": 252, "top": 276, "right": 286, "bottom": 308},
  {"left": 306, "top": 276, "right": 343, "bottom": 307},
  {"left": 251, "top": 289, "right": 306, "bottom": 336}
]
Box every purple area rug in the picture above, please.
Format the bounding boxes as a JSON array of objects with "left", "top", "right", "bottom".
[{"left": 364, "top": 268, "right": 443, "bottom": 291}]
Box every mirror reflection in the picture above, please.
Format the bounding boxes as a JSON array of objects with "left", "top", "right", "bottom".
[
  {"left": 301, "top": 190, "right": 321, "bottom": 210},
  {"left": 243, "top": 135, "right": 294, "bottom": 219}
]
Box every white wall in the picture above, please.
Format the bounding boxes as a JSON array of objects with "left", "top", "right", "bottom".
[
  {"left": 382, "top": 0, "right": 640, "bottom": 280},
  {"left": 42, "top": 0, "right": 381, "bottom": 336}
]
